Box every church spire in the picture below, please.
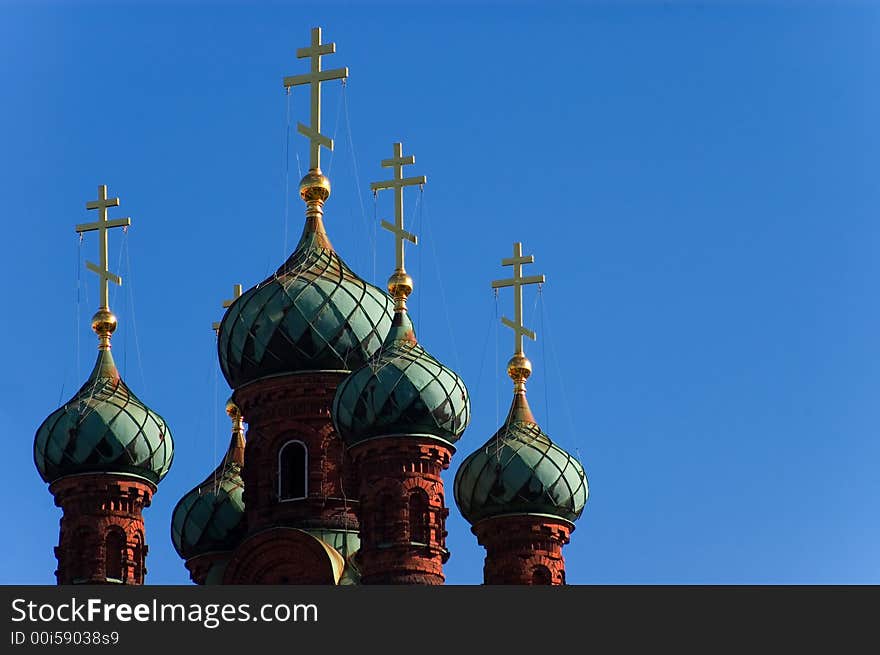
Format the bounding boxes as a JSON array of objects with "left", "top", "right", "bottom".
[
  {"left": 284, "top": 26, "right": 348, "bottom": 173},
  {"left": 331, "top": 143, "right": 469, "bottom": 585},
  {"left": 284, "top": 27, "right": 349, "bottom": 228},
  {"left": 75, "top": 184, "right": 130, "bottom": 350},
  {"left": 35, "top": 183, "right": 173, "bottom": 585},
  {"left": 370, "top": 142, "right": 425, "bottom": 313},
  {"left": 491, "top": 241, "right": 545, "bottom": 396},
  {"left": 453, "top": 242, "right": 587, "bottom": 585}
]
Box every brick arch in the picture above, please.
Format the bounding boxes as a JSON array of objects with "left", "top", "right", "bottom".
[
  {"left": 407, "top": 488, "right": 429, "bottom": 544},
  {"left": 104, "top": 526, "right": 127, "bottom": 582},
  {"left": 222, "top": 527, "right": 342, "bottom": 585}
]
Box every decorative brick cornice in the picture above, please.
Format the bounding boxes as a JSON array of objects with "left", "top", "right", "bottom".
[
  {"left": 49, "top": 473, "right": 154, "bottom": 585},
  {"left": 350, "top": 436, "right": 454, "bottom": 585},
  {"left": 472, "top": 514, "right": 574, "bottom": 585}
]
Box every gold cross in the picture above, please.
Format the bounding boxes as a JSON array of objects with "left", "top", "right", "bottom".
[
  {"left": 212, "top": 284, "right": 242, "bottom": 333},
  {"left": 491, "top": 242, "right": 545, "bottom": 356},
  {"left": 75, "top": 185, "right": 131, "bottom": 310},
  {"left": 370, "top": 142, "right": 426, "bottom": 273},
  {"left": 283, "top": 27, "right": 349, "bottom": 172}
]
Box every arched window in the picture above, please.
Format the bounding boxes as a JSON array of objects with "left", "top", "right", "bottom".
[
  {"left": 531, "top": 565, "right": 552, "bottom": 585},
  {"left": 132, "top": 533, "right": 144, "bottom": 583},
  {"left": 278, "top": 440, "right": 308, "bottom": 501},
  {"left": 408, "top": 490, "right": 429, "bottom": 544},
  {"left": 105, "top": 530, "right": 126, "bottom": 582}
]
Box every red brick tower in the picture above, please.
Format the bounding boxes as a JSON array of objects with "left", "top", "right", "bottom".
[
  {"left": 36, "top": 314, "right": 173, "bottom": 586},
  {"left": 332, "top": 143, "right": 470, "bottom": 584},
  {"left": 207, "top": 28, "right": 396, "bottom": 584},
  {"left": 454, "top": 242, "right": 588, "bottom": 585},
  {"left": 214, "top": 168, "right": 394, "bottom": 584},
  {"left": 35, "top": 186, "right": 174, "bottom": 585}
]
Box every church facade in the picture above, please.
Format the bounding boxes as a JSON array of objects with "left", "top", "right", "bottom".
[{"left": 34, "top": 27, "right": 588, "bottom": 586}]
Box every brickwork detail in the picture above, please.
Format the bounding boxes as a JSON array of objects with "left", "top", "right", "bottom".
[
  {"left": 50, "top": 474, "right": 154, "bottom": 585},
  {"left": 222, "top": 528, "right": 338, "bottom": 584},
  {"left": 233, "top": 372, "right": 360, "bottom": 536},
  {"left": 472, "top": 515, "right": 573, "bottom": 585},
  {"left": 350, "top": 437, "right": 453, "bottom": 585}
]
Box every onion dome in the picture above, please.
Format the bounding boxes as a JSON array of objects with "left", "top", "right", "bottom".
[
  {"left": 34, "top": 309, "right": 174, "bottom": 485},
  {"left": 454, "top": 354, "right": 588, "bottom": 525},
  {"left": 217, "top": 171, "right": 394, "bottom": 389},
  {"left": 171, "top": 400, "right": 246, "bottom": 560},
  {"left": 333, "top": 270, "right": 470, "bottom": 447}
]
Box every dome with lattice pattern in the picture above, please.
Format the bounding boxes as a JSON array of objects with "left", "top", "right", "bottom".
[
  {"left": 34, "top": 349, "right": 174, "bottom": 485},
  {"left": 217, "top": 215, "right": 394, "bottom": 389},
  {"left": 454, "top": 392, "right": 587, "bottom": 525},
  {"left": 333, "top": 310, "right": 470, "bottom": 447}
]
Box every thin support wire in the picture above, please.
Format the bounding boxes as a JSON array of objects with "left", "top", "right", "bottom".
[
  {"left": 542, "top": 283, "right": 581, "bottom": 453},
  {"left": 283, "top": 87, "right": 292, "bottom": 258},
  {"left": 212, "top": 346, "right": 219, "bottom": 494},
  {"left": 372, "top": 191, "right": 378, "bottom": 283},
  {"left": 539, "top": 284, "right": 550, "bottom": 434},
  {"left": 341, "top": 81, "right": 375, "bottom": 276},
  {"left": 471, "top": 293, "right": 497, "bottom": 425},
  {"left": 61, "top": 236, "right": 83, "bottom": 405},
  {"left": 422, "top": 192, "right": 461, "bottom": 373},
  {"left": 109, "top": 226, "right": 126, "bottom": 311},
  {"left": 494, "top": 289, "right": 500, "bottom": 430},
  {"left": 122, "top": 228, "right": 148, "bottom": 395},
  {"left": 326, "top": 79, "right": 345, "bottom": 178},
  {"left": 413, "top": 185, "right": 424, "bottom": 325},
  {"left": 76, "top": 234, "right": 82, "bottom": 379}
]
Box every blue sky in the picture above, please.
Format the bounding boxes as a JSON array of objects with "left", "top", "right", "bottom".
[{"left": 2, "top": 1, "right": 879, "bottom": 584}]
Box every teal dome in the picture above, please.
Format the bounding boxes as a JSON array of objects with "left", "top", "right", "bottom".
[
  {"left": 454, "top": 392, "right": 587, "bottom": 524},
  {"left": 217, "top": 215, "right": 394, "bottom": 389},
  {"left": 333, "top": 309, "right": 470, "bottom": 447},
  {"left": 171, "top": 425, "right": 245, "bottom": 561},
  {"left": 34, "top": 348, "right": 174, "bottom": 485}
]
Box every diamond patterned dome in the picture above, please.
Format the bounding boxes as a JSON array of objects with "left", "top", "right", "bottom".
[
  {"left": 332, "top": 309, "right": 470, "bottom": 447},
  {"left": 171, "top": 427, "right": 245, "bottom": 561},
  {"left": 217, "top": 216, "right": 394, "bottom": 389},
  {"left": 34, "top": 348, "right": 174, "bottom": 485},
  {"left": 454, "top": 392, "right": 587, "bottom": 524}
]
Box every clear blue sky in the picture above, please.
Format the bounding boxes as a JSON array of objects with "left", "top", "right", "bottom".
[{"left": 2, "top": 1, "right": 879, "bottom": 584}]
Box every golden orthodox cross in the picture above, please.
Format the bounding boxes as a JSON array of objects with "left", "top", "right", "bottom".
[
  {"left": 370, "top": 142, "right": 426, "bottom": 273},
  {"left": 491, "top": 242, "right": 545, "bottom": 356},
  {"left": 75, "top": 185, "right": 131, "bottom": 310},
  {"left": 212, "top": 284, "right": 242, "bottom": 333},
  {"left": 283, "top": 27, "right": 349, "bottom": 171}
]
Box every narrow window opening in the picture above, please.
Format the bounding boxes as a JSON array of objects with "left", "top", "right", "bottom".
[
  {"left": 105, "top": 530, "right": 126, "bottom": 581},
  {"left": 278, "top": 440, "right": 308, "bottom": 501},
  {"left": 408, "top": 490, "right": 429, "bottom": 544}
]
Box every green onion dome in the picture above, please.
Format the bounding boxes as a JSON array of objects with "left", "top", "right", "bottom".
[
  {"left": 34, "top": 310, "right": 174, "bottom": 486},
  {"left": 332, "top": 304, "right": 470, "bottom": 447},
  {"left": 171, "top": 401, "right": 246, "bottom": 560},
  {"left": 217, "top": 177, "right": 394, "bottom": 389},
  {"left": 454, "top": 384, "right": 588, "bottom": 525}
]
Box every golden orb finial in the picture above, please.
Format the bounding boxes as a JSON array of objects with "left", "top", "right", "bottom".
[
  {"left": 91, "top": 308, "right": 118, "bottom": 350},
  {"left": 225, "top": 399, "right": 241, "bottom": 419},
  {"left": 387, "top": 270, "right": 414, "bottom": 311},
  {"left": 299, "top": 170, "right": 331, "bottom": 203},
  {"left": 225, "top": 398, "right": 244, "bottom": 433},
  {"left": 507, "top": 353, "right": 532, "bottom": 392}
]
